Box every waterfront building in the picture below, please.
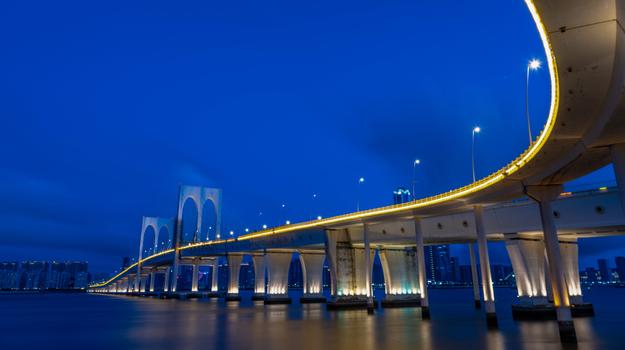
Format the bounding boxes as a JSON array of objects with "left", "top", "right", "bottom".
[
  {"left": 598, "top": 259, "right": 611, "bottom": 282},
  {"left": 615, "top": 256, "right": 625, "bottom": 283},
  {"left": 392, "top": 187, "right": 411, "bottom": 205}
]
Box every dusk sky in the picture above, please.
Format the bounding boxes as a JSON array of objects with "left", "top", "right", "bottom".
[{"left": 1, "top": 0, "right": 621, "bottom": 274}]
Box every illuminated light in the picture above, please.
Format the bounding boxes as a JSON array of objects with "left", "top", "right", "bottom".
[
  {"left": 559, "top": 191, "right": 572, "bottom": 197},
  {"left": 599, "top": 186, "right": 608, "bottom": 191},
  {"left": 317, "top": 216, "right": 322, "bottom": 220},
  {"left": 229, "top": 230, "right": 234, "bottom": 236},
  {"left": 473, "top": 126, "right": 481, "bottom": 133},
  {"left": 414, "top": 159, "right": 421, "bottom": 165},
  {"left": 216, "top": 234, "right": 221, "bottom": 239},
  {"left": 359, "top": 177, "right": 365, "bottom": 183},
  {"left": 245, "top": 228, "right": 249, "bottom": 233},
  {"left": 529, "top": 59, "right": 541, "bottom": 70},
  {"left": 262, "top": 224, "right": 268, "bottom": 229},
  {"left": 285, "top": 220, "right": 290, "bottom": 225}
]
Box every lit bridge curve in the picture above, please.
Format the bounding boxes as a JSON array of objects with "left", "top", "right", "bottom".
[{"left": 90, "top": 0, "right": 625, "bottom": 344}]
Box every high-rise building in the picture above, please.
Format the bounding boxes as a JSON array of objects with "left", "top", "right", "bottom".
[
  {"left": 449, "top": 257, "right": 460, "bottom": 283},
  {"left": 393, "top": 187, "right": 412, "bottom": 204},
  {"left": 424, "top": 245, "right": 451, "bottom": 282},
  {"left": 615, "top": 256, "right": 625, "bottom": 282},
  {"left": 0, "top": 262, "right": 20, "bottom": 290},
  {"left": 459, "top": 265, "right": 473, "bottom": 285},
  {"left": 239, "top": 262, "right": 255, "bottom": 290},
  {"left": 598, "top": 259, "right": 610, "bottom": 282},
  {"left": 584, "top": 267, "right": 600, "bottom": 283},
  {"left": 122, "top": 257, "right": 131, "bottom": 269},
  {"left": 288, "top": 258, "right": 303, "bottom": 289}
]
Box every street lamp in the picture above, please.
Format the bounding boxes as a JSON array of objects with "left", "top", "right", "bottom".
[
  {"left": 357, "top": 177, "right": 365, "bottom": 211},
  {"left": 526, "top": 59, "right": 541, "bottom": 145},
  {"left": 412, "top": 159, "right": 421, "bottom": 200},
  {"left": 312, "top": 193, "right": 318, "bottom": 220},
  {"left": 472, "top": 126, "right": 481, "bottom": 182}
]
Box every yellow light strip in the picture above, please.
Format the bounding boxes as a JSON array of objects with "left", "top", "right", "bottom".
[
  {"left": 93, "top": 0, "right": 559, "bottom": 288},
  {"left": 89, "top": 249, "right": 175, "bottom": 288}
]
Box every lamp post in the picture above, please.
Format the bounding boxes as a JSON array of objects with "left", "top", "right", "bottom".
[
  {"left": 357, "top": 177, "right": 365, "bottom": 211},
  {"left": 412, "top": 159, "right": 421, "bottom": 200},
  {"left": 526, "top": 59, "right": 541, "bottom": 145},
  {"left": 312, "top": 193, "right": 318, "bottom": 220},
  {"left": 280, "top": 204, "right": 286, "bottom": 226},
  {"left": 472, "top": 126, "right": 481, "bottom": 182}
]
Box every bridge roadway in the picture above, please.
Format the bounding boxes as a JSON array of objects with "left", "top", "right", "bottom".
[{"left": 90, "top": 0, "right": 625, "bottom": 344}]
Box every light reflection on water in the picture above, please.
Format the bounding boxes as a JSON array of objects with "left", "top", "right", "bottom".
[{"left": 1, "top": 288, "right": 624, "bottom": 349}]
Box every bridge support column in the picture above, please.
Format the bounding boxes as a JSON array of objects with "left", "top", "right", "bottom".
[
  {"left": 474, "top": 205, "right": 497, "bottom": 327},
  {"left": 171, "top": 258, "right": 180, "bottom": 293},
  {"left": 299, "top": 252, "right": 326, "bottom": 303},
  {"left": 469, "top": 243, "right": 481, "bottom": 308},
  {"left": 211, "top": 260, "right": 219, "bottom": 293},
  {"left": 505, "top": 236, "right": 548, "bottom": 304},
  {"left": 191, "top": 260, "right": 200, "bottom": 292},
  {"left": 149, "top": 270, "right": 156, "bottom": 293},
  {"left": 560, "top": 240, "right": 584, "bottom": 304},
  {"left": 163, "top": 267, "right": 170, "bottom": 292},
  {"left": 226, "top": 255, "right": 242, "bottom": 301},
  {"left": 252, "top": 254, "right": 266, "bottom": 300},
  {"left": 611, "top": 143, "right": 625, "bottom": 217},
  {"left": 414, "top": 218, "right": 430, "bottom": 319},
  {"left": 265, "top": 252, "right": 292, "bottom": 304},
  {"left": 526, "top": 185, "right": 576, "bottom": 343},
  {"left": 363, "top": 223, "right": 374, "bottom": 314},
  {"left": 132, "top": 273, "right": 139, "bottom": 292},
  {"left": 378, "top": 247, "right": 421, "bottom": 308},
  {"left": 325, "top": 229, "right": 372, "bottom": 310}
]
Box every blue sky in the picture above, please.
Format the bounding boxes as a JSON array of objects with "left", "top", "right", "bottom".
[{"left": 0, "top": 0, "right": 621, "bottom": 273}]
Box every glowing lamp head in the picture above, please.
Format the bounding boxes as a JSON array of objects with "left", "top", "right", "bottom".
[
  {"left": 317, "top": 216, "right": 322, "bottom": 220},
  {"left": 473, "top": 126, "right": 481, "bottom": 133},
  {"left": 229, "top": 230, "right": 234, "bottom": 236},
  {"left": 262, "top": 224, "right": 267, "bottom": 229},
  {"left": 529, "top": 59, "right": 541, "bottom": 70},
  {"left": 414, "top": 159, "right": 421, "bottom": 165},
  {"left": 245, "top": 228, "right": 249, "bottom": 233},
  {"left": 359, "top": 177, "right": 365, "bottom": 183},
  {"left": 285, "top": 220, "right": 290, "bottom": 225},
  {"left": 216, "top": 234, "right": 221, "bottom": 239}
]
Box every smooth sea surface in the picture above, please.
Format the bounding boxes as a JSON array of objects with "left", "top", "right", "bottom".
[{"left": 2, "top": 288, "right": 625, "bottom": 349}]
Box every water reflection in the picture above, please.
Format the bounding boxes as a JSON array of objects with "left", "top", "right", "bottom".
[{"left": 1, "top": 288, "right": 624, "bottom": 350}]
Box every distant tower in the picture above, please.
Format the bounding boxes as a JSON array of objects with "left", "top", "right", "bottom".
[
  {"left": 122, "top": 257, "right": 131, "bottom": 269},
  {"left": 615, "top": 257, "right": 625, "bottom": 282},
  {"left": 598, "top": 259, "right": 610, "bottom": 282},
  {"left": 393, "top": 187, "right": 411, "bottom": 204}
]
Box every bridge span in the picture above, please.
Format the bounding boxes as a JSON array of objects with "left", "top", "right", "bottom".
[{"left": 90, "top": 0, "right": 625, "bottom": 343}]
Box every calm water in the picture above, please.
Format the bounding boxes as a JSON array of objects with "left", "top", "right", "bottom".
[{"left": 1, "top": 288, "right": 625, "bottom": 349}]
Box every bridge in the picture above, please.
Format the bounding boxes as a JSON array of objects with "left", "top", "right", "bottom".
[{"left": 89, "top": 0, "right": 625, "bottom": 343}]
